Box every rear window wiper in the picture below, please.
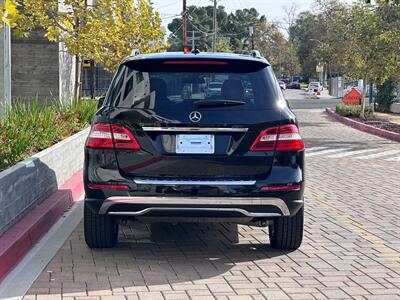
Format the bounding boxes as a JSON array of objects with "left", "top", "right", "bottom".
[{"left": 193, "top": 99, "right": 246, "bottom": 108}]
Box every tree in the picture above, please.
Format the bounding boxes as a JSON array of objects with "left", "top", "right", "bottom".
[
  {"left": 167, "top": 5, "right": 266, "bottom": 53},
  {"left": 15, "top": 0, "right": 165, "bottom": 99},
  {"left": 289, "top": 0, "right": 349, "bottom": 81},
  {"left": 342, "top": 1, "right": 397, "bottom": 118},
  {"left": 0, "top": 0, "right": 19, "bottom": 28},
  {"left": 254, "top": 22, "right": 298, "bottom": 77}
]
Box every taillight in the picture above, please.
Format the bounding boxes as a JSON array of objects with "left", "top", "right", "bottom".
[
  {"left": 275, "top": 124, "right": 304, "bottom": 151},
  {"left": 250, "top": 124, "right": 304, "bottom": 151},
  {"left": 250, "top": 127, "right": 278, "bottom": 151},
  {"left": 163, "top": 60, "right": 228, "bottom": 65},
  {"left": 85, "top": 123, "right": 140, "bottom": 150}
]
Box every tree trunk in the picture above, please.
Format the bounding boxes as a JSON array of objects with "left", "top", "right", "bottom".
[
  {"left": 74, "top": 55, "right": 82, "bottom": 101},
  {"left": 361, "top": 77, "right": 368, "bottom": 120},
  {"left": 90, "top": 59, "right": 95, "bottom": 99}
]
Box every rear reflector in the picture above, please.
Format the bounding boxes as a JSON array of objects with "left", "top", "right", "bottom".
[
  {"left": 88, "top": 183, "right": 129, "bottom": 190},
  {"left": 250, "top": 124, "right": 304, "bottom": 151},
  {"left": 163, "top": 60, "right": 228, "bottom": 65},
  {"left": 85, "top": 123, "right": 140, "bottom": 150},
  {"left": 261, "top": 184, "right": 301, "bottom": 191}
]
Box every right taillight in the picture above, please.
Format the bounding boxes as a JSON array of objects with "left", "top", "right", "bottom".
[
  {"left": 85, "top": 123, "right": 140, "bottom": 150},
  {"left": 250, "top": 124, "right": 304, "bottom": 152}
]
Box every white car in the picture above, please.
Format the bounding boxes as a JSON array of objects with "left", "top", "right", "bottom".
[
  {"left": 308, "top": 82, "right": 322, "bottom": 93},
  {"left": 278, "top": 80, "right": 286, "bottom": 90}
]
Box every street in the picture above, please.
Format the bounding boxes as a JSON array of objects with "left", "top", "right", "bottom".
[{"left": 18, "top": 90, "right": 400, "bottom": 299}]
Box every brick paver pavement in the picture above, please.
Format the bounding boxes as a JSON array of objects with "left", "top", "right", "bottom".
[{"left": 24, "top": 94, "right": 400, "bottom": 300}]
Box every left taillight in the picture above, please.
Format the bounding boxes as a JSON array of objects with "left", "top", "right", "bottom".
[{"left": 85, "top": 123, "right": 140, "bottom": 150}]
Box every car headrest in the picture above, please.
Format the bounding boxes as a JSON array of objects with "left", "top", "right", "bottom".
[
  {"left": 150, "top": 78, "right": 167, "bottom": 100},
  {"left": 221, "top": 79, "right": 244, "bottom": 100}
]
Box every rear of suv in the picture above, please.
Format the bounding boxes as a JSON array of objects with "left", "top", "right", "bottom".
[{"left": 84, "top": 51, "right": 305, "bottom": 250}]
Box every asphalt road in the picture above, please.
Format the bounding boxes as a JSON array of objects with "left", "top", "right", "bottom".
[{"left": 4, "top": 90, "right": 400, "bottom": 300}]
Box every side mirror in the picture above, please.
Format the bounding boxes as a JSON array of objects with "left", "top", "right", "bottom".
[{"left": 97, "top": 96, "right": 106, "bottom": 109}]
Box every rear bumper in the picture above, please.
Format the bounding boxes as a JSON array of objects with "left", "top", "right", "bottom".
[{"left": 86, "top": 196, "right": 304, "bottom": 219}]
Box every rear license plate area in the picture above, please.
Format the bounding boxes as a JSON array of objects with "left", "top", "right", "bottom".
[{"left": 176, "top": 134, "right": 215, "bottom": 154}]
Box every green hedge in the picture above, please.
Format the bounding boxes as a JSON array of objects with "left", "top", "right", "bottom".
[
  {"left": 0, "top": 100, "right": 97, "bottom": 171},
  {"left": 335, "top": 103, "right": 373, "bottom": 119}
]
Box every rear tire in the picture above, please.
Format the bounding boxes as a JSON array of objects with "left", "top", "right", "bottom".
[
  {"left": 84, "top": 202, "right": 118, "bottom": 248},
  {"left": 269, "top": 206, "right": 303, "bottom": 250}
]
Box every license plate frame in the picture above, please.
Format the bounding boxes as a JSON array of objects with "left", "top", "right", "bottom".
[{"left": 176, "top": 134, "right": 215, "bottom": 154}]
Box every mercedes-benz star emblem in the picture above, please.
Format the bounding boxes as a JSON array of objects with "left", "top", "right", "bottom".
[{"left": 189, "top": 111, "right": 202, "bottom": 123}]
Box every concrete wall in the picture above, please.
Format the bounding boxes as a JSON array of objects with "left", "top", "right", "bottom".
[
  {"left": 0, "top": 128, "right": 89, "bottom": 236},
  {"left": 11, "top": 31, "right": 60, "bottom": 104}
]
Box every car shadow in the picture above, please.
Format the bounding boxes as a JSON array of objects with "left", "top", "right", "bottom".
[
  {"left": 23, "top": 223, "right": 298, "bottom": 299},
  {"left": 73, "top": 221, "right": 295, "bottom": 293}
]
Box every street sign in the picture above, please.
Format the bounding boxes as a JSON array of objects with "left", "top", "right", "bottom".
[
  {"left": 343, "top": 88, "right": 362, "bottom": 105},
  {"left": 83, "top": 59, "right": 91, "bottom": 68}
]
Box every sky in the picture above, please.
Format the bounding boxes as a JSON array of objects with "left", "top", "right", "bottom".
[{"left": 152, "top": 0, "right": 322, "bottom": 34}]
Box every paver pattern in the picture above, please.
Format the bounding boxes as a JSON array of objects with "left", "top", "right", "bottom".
[{"left": 24, "top": 91, "right": 400, "bottom": 299}]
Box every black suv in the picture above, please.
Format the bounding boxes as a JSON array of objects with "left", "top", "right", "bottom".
[{"left": 84, "top": 51, "right": 305, "bottom": 250}]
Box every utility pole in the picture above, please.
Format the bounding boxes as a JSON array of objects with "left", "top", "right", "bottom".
[
  {"left": 212, "top": 0, "right": 217, "bottom": 52},
  {"left": 248, "top": 25, "right": 254, "bottom": 50},
  {"left": 182, "top": 0, "right": 188, "bottom": 47},
  {"left": 188, "top": 31, "right": 201, "bottom": 50}
]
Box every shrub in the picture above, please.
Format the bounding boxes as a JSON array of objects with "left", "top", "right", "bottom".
[
  {"left": 0, "top": 99, "right": 97, "bottom": 171},
  {"left": 375, "top": 79, "right": 397, "bottom": 112},
  {"left": 335, "top": 103, "right": 373, "bottom": 119}
]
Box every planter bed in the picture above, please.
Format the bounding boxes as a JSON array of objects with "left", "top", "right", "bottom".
[
  {"left": 326, "top": 107, "right": 400, "bottom": 142},
  {"left": 0, "top": 128, "right": 89, "bottom": 280}
]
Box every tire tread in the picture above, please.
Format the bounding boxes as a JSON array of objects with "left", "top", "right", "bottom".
[
  {"left": 269, "top": 206, "right": 303, "bottom": 250},
  {"left": 84, "top": 202, "right": 118, "bottom": 248}
]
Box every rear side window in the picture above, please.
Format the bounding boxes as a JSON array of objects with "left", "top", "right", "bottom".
[{"left": 107, "top": 60, "right": 280, "bottom": 110}]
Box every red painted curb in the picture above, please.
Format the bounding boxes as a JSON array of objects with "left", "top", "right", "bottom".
[
  {"left": 326, "top": 108, "right": 400, "bottom": 143},
  {"left": 0, "top": 170, "right": 83, "bottom": 281}
]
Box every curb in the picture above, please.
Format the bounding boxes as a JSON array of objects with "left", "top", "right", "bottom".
[
  {"left": 326, "top": 108, "right": 400, "bottom": 143},
  {"left": 0, "top": 170, "right": 83, "bottom": 281}
]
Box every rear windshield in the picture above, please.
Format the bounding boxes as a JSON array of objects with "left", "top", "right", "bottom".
[{"left": 106, "top": 61, "right": 280, "bottom": 110}]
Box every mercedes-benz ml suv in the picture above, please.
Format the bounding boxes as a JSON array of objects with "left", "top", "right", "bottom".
[{"left": 84, "top": 51, "right": 305, "bottom": 250}]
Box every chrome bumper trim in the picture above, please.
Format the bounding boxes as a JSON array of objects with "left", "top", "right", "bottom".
[
  {"left": 107, "top": 207, "right": 282, "bottom": 218},
  {"left": 133, "top": 179, "right": 257, "bottom": 186},
  {"left": 142, "top": 127, "right": 248, "bottom": 133},
  {"left": 99, "top": 196, "right": 291, "bottom": 216}
]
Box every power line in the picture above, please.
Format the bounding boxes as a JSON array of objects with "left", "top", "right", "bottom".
[
  {"left": 161, "top": 14, "right": 181, "bottom": 19},
  {"left": 170, "top": 23, "right": 184, "bottom": 37},
  {"left": 156, "top": 0, "right": 181, "bottom": 9}
]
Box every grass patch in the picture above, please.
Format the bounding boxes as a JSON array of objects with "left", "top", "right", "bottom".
[{"left": 0, "top": 99, "right": 97, "bottom": 171}]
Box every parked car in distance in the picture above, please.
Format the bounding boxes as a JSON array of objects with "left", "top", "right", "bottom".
[
  {"left": 288, "top": 81, "right": 301, "bottom": 89},
  {"left": 308, "top": 82, "right": 322, "bottom": 93},
  {"left": 205, "top": 81, "right": 223, "bottom": 98},
  {"left": 278, "top": 80, "right": 286, "bottom": 90},
  {"left": 83, "top": 51, "right": 305, "bottom": 250}
]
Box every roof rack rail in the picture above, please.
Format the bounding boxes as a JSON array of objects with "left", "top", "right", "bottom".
[
  {"left": 251, "top": 50, "right": 262, "bottom": 58},
  {"left": 191, "top": 47, "right": 200, "bottom": 55},
  {"left": 131, "top": 49, "right": 140, "bottom": 57}
]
